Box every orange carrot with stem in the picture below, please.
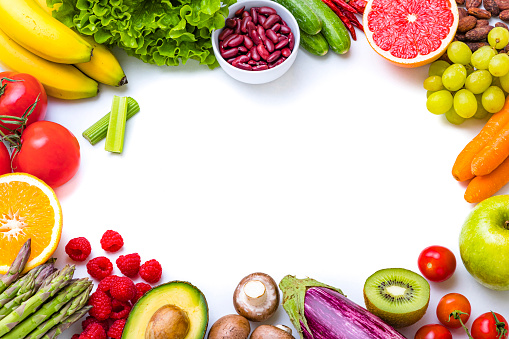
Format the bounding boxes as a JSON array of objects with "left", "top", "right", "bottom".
[
  {"left": 464, "top": 155, "right": 509, "bottom": 203},
  {"left": 471, "top": 122, "right": 509, "bottom": 176},
  {"left": 452, "top": 97, "right": 509, "bottom": 182}
]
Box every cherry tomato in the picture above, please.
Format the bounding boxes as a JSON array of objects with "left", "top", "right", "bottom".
[
  {"left": 0, "top": 142, "right": 10, "bottom": 175},
  {"left": 11, "top": 121, "right": 80, "bottom": 187},
  {"left": 471, "top": 312, "right": 509, "bottom": 339},
  {"left": 414, "top": 324, "right": 453, "bottom": 339},
  {"left": 0, "top": 72, "right": 47, "bottom": 135},
  {"left": 418, "top": 245, "right": 456, "bottom": 282},
  {"left": 436, "top": 293, "right": 471, "bottom": 329}
]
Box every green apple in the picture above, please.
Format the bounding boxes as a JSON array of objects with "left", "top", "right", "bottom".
[{"left": 459, "top": 195, "right": 509, "bottom": 290}]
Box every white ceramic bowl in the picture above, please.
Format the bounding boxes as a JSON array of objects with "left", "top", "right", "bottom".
[{"left": 212, "top": 0, "right": 300, "bottom": 85}]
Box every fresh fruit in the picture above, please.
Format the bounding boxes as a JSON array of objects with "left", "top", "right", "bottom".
[
  {"left": 459, "top": 195, "right": 509, "bottom": 290},
  {"left": 442, "top": 64, "right": 466, "bottom": 91},
  {"left": 489, "top": 54, "right": 509, "bottom": 77},
  {"left": 11, "top": 121, "right": 80, "bottom": 188},
  {"left": 0, "top": 28, "right": 98, "bottom": 100},
  {"left": 428, "top": 60, "right": 451, "bottom": 76},
  {"left": 110, "top": 276, "right": 136, "bottom": 302},
  {"left": 426, "top": 90, "right": 453, "bottom": 115},
  {"left": 0, "top": 142, "right": 10, "bottom": 175},
  {"left": 470, "top": 312, "right": 509, "bottom": 339},
  {"left": 445, "top": 106, "right": 466, "bottom": 125},
  {"left": 471, "top": 46, "right": 497, "bottom": 70},
  {"left": 65, "top": 237, "right": 92, "bottom": 262},
  {"left": 423, "top": 76, "right": 444, "bottom": 91},
  {"left": 363, "top": 0, "right": 458, "bottom": 67},
  {"left": 0, "top": 0, "right": 92, "bottom": 64},
  {"left": 108, "top": 319, "right": 126, "bottom": 339},
  {"left": 100, "top": 230, "right": 124, "bottom": 252},
  {"left": 465, "top": 70, "right": 492, "bottom": 94},
  {"left": 447, "top": 41, "right": 472, "bottom": 65},
  {"left": 122, "top": 281, "right": 209, "bottom": 339},
  {"left": 417, "top": 245, "right": 456, "bottom": 282},
  {"left": 363, "top": 268, "right": 430, "bottom": 328},
  {"left": 414, "top": 324, "right": 452, "bottom": 339},
  {"left": 436, "top": 293, "right": 471, "bottom": 329},
  {"left": 0, "top": 173, "right": 62, "bottom": 274},
  {"left": 454, "top": 89, "right": 477, "bottom": 118},
  {"left": 482, "top": 86, "right": 506, "bottom": 113},
  {"left": 139, "top": 259, "right": 162, "bottom": 284},
  {"left": 88, "top": 290, "right": 113, "bottom": 321},
  {"left": 86, "top": 256, "right": 113, "bottom": 280},
  {"left": 488, "top": 27, "right": 509, "bottom": 50},
  {"left": 116, "top": 253, "right": 141, "bottom": 277},
  {"left": 272, "top": 0, "right": 323, "bottom": 35}
]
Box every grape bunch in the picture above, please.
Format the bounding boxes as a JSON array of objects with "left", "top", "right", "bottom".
[{"left": 425, "top": 27, "right": 509, "bottom": 125}]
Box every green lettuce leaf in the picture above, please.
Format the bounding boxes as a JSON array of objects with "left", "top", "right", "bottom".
[{"left": 48, "top": 0, "right": 236, "bottom": 68}]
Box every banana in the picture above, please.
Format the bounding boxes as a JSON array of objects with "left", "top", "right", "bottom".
[
  {"left": 0, "top": 27, "right": 98, "bottom": 100},
  {"left": 0, "top": 0, "right": 92, "bottom": 64}
]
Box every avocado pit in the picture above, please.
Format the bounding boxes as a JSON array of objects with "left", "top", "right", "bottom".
[{"left": 146, "top": 304, "right": 190, "bottom": 339}]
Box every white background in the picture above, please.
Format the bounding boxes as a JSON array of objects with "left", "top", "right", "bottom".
[{"left": 3, "top": 4, "right": 509, "bottom": 337}]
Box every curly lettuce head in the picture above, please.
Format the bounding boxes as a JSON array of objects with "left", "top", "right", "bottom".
[{"left": 49, "top": 0, "right": 236, "bottom": 68}]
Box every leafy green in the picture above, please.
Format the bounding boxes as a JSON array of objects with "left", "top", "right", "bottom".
[{"left": 48, "top": 0, "right": 236, "bottom": 68}]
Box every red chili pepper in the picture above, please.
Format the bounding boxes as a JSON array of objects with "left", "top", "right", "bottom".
[
  {"left": 322, "top": 0, "right": 357, "bottom": 40},
  {"left": 342, "top": 7, "right": 364, "bottom": 31},
  {"left": 348, "top": 0, "right": 367, "bottom": 14},
  {"left": 329, "top": 0, "right": 359, "bottom": 14}
]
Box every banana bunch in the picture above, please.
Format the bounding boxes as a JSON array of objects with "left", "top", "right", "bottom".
[{"left": 0, "top": 0, "right": 127, "bottom": 100}]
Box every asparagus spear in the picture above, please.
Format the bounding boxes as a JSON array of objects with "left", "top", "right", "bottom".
[
  {"left": 41, "top": 305, "right": 92, "bottom": 339},
  {"left": 2, "top": 278, "right": 92, "bottom": 339},
  {"left": 0, "top": 265, "right": 39, "bottom": 308},
  {"left": 0, "top": 264, "right": 75, "bottom": 336},
  {"left": 0, "top": 289, "right": 34, "bottom": 320},
  {"left": 0, "top": 239, "right": 31, "bottom": 294}
]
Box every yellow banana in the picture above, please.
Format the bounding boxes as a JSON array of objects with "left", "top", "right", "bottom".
[
  {"left": 0, "top": 27, "right": 98, "bottom": 100},
  {"left": 0, "top": 0, "right": 92, "bottom": 64}
]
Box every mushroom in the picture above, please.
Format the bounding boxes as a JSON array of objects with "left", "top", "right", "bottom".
[
  {"left": 233, "top": 272, "right": 280, "bottom": 322},
  {"left": 208, "top": 314, "right": 250, "bottom": 339},
  {"left": 145, "top": 304, "right": 190, "bottom": 339},
  {"left": 250, "top": 325, "right": 295, "bottom": 339}
]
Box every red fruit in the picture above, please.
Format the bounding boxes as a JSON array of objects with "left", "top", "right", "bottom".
[
  {"left": 139, "top": 259, "right": 162, "bottom": 284},
  {"left": 88, "top": 290, "right": 112, "bottom": 321},
  {"left": 97, "top": 275, "right": 120, "bottom": 297},
  {"left": 100, "top": 230, "right": 124, "bottom": 252},
  {"left": 132, "top": 282, "right": 152, "bottom": 304},
  {"left": 471, "top": 312, "right": 509, "bottom": 339},
  {"left": 116, "top": 253, "right": 141, "bottom": 277},
  {"left": 79, "top": 323, "right": 107, "bottom": 339},
  {"left": 108, "top": 319, "right": 126, "bottom": 339},
  {"left": 0, "top": 142, "right": 10, "bottom": 176},
  {"left": 81, "top": 316, "right": 109, "bottom": 333},
  {"left": 65, "top": 237, "right": 91, "bottom": 262},
  {"left": 86, "top": 256, "right": 113, "bottom": 280},
  {"left": 111, "top": 299, "right": 132, "bottom": 319},
  {"left": 110, "top": 276, "right": 136, "bottom": 302},
  {"left": 418, "top": 245, "right": 456, "bottom": 282}
]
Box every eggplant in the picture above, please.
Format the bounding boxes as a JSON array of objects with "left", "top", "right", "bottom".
[{"left": 279, "top": 275, "right": 407, "bottom": 339}]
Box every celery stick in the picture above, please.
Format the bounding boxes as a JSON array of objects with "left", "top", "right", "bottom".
[
  {"left": 82, "top": 97, "right": 139, "bottom": 145},
  {"left": 105, "top": 96, "right": 128, "bottom": 153}
]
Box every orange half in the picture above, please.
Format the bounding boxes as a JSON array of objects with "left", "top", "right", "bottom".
[{"left": 0, "top": 173, "right": 62, "bottom": 273}]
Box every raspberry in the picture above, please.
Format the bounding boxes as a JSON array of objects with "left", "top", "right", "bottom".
[
  {"left": 79, "top": 323, "right": 107, "bottom": 339},
  {"left": 116, "top": 253, "right": 140, "bottom": 277},
  {"left": 139, "top": 259, "right": 162, "bottom": 284},
  {"left": 108, "top": 319, "right": 126, "bottom": 339},
  {"left": 111, "top": 299, "right": 132, "bottom": 319},
  {"left": 86, "top": 257, "right": 113, "bottom": 280},
  {"left": 132, "top": 282, "right": 152, "bottom": 304},
  {"left": 88, "top": 290, "right": 112, "bottom": 321},
  {"left": 81, "top": 316, "right": 109, "bottom": 333},
  {"left": 65, "top": 237, "right": 91, "bottom": 262},
  {"left": 97, "top": 275, "right": 119, "bottom": 297},
  {"left": 110, "top": 276, "right": 136, "bottom": 302},
  {"left": 71, "top": 335, "right": 80, "bottom": 339},
  {"left": 100, "top": 230, "right": 124, "bottom": 252}
]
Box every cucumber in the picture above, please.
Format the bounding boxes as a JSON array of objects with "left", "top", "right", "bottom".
[
  {"left": 300, "top": 30, "right": 329, "bottom": 56},
  {"left": 301, "top": 0, "right": 350, "bottom": 54},
  {"left": 272, "top": 0, "right": 323, "bottom": 35}
]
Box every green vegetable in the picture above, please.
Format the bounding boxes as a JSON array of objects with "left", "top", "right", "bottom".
[
  {"left": 272, "top": 0, "right": 322, "bottom": 35},
  {"left": 0, "top": 239, "right": 31, "bottom": 294},
  {"left": 39, "top": 305, "right": 92, "bottom": 339},
  {"left": 83, "top": 97, "right": 140, "bottom": 145},
  {"left": 105, "top": 96, "right": 128, "bottom": 153},
  {"left": 48, "top": 0, "right": 236, "bottom": 68},
  {"left": 300, "top": 30, "right": 329, "bottom": 56},
  {"left": 0, "top": 265, "right": 38, "bottom": 308}
]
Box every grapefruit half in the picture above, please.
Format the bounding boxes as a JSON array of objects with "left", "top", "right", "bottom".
[{"left": 363, "top": 0, "right": 459, "bottom": 68}]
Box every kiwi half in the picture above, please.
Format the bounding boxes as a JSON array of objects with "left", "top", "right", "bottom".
[{"left": 363, "top": 268, "right": 430, "bottom": 328}]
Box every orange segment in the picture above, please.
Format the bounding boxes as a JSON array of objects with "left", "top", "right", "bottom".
[{"left": 0, "top": 173, "right": 62, "bottom": 273}]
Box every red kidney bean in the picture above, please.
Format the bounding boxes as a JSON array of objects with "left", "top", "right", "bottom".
[
  {"left": 265, "top": 29, "right": 278, "bottom": 43},
  {"left": 232, "top": 61, "right": 252, "bottom": 70},
  {"left": 281, "top": 47, "right": 292, "bottom": 58},
  {"left": 257, "top": 44, "right": 270, "bottom": 60},
  {"left": 225, "top": 18, "right": 236, "bottom": 28},
  {"left": 228, "top": 34, "right": 244, "bottom": 47},
  {"left": 250, "top": 7, "right": 258, "bottom": 24},
  {"left": 262, "top": 14, "right": 280, "bottom": 29},
  {"left": 247, "top": 21, "right": 256, "bottom": 32},
  {"left": 235, "top": 18, "right": 241, "bottom": 34},
  {"left": 219, "top": 27, "right": 233, "bottom": 41},
  {"left": 241, "top": 16, "right": 252, "bottom": 33},
  {"left": 269, "top": 56, "right": 286, "bottom": 68},
  {"left": 252, "top": 64, "right": 269, "bottom": 71},
  {"left": 272, "top": 23, "right": 281, "bottom": 32},
  {"left": 288, "top": 32, "right": 295, "bottom": 50},
  {"left": 222, "top": 33, "right": 238, "bottom": 49},
  {"left": 244, "top": 35, "right": 254, "bottom": 49},
  {"left": 264, "top": 38, "right": 275, "bottom": 53},
  {"left": 248, "top": 59, "right": 257, "bottom": 65},
  {"left": 242, "top": 10, "right": 250, "bottom": 18},
  {"left": 233, "top": 55, "right": 250, "bottom": 64},
  {"left": 221, "top": 47, "right": 239, "bottom": 59},
  {"left": 279, "top": 25, "right": 291, "bottom": 34},
  {"left": 227, "top": 57, "right": 236, "bottom": 64},
  {"left": 258, "top": 15, "right": 266, "bottom": 26},
  {"left": 275, "top": 38, "right": 288, "bottom": 49},
  {"left": 250, "top": 29, "right": 262, "bottom": 45},
  {"left": 250, "top": 46, "right": 261, "bottom": 61},
  {"left": 235, "top": 6, "right": 245, "bottom": 16},
  {"left": 258, "top": 6, "right": 277, "bottom": 15},
  {"left": 238, "top": 45, "right": 248, "bottom": 53},
  {"left": 257, "top": 25, "right": 267, "bottom": 43},
  {"left": 267, "top": 50, "right": 281, "bottom": 63}
]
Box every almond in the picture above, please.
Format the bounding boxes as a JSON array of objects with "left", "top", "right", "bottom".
[
  {"left": 484, "top": 0, "right": 501, "bottom": 15},
  {"left": 496, "top": 21, "right": 509, "bottom": 29},
  {"left": 495, "top": 0, "right": 509, "bottom": 10},
  {"left": 465, "top": 25, "right": 493, "bottom": 41},
  {"left": 476, "top": 19, "right": 490, "bottom": 27},
  {"left": 500, "top": 9, "right": 509, "bottom": 20},
  {"left": 466, "top": 0, "right": 482, "bottom": 8},
  {"left": 466, "top": 41, "right": 489, "bottom": 52},
  {"left": 467, "top": 7, "right": 492, "bottom": 18},
  {"left": 458, "top": 16, "right": 477, "bottom": 32}
]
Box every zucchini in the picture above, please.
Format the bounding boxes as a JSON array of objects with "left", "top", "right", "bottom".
[
  {"left": 302, "top": 0, "right": 350, "bottom": 54},
  {"left": 272, "top": 0, "right": 323, "bottom": 35},
  {"left": 300, "top": 30, "right": 329, "bottom": 56}
]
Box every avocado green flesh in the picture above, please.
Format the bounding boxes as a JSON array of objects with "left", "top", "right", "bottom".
[{"left": 122, "top": 281, "right": 208, "bottom": 339}]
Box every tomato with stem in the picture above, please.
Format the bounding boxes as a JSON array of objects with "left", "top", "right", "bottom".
[
  {"left": 0, "top": 142, "right": 10, "bottom": 175},
  {"left": 437, "top": 293, "right": 471, "bottom": 329},
  {"left": 414, "top": 324, "right": 453, "bottom": 339},
  {"left": 418, "top": 245, "right": 457, "bottom": 282},
  {"left": 471, "top": 312, "right": 509, "bottom": 339}
]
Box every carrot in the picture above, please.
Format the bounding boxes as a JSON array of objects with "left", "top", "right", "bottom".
[
  {"left": 452, "top": 96, "right": 509, "bottom": 182},
  {"left": 471, "top": 122, "right": 509, "bottom": 176},
  {"left": 464, "top": 155, "right": 509, "bottom": 203}
]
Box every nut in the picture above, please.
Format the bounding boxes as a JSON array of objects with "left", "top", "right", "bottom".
[
  {"left": 495, "top": 0, "right": 509, "bottom": 10},
  {"left": 465, "top": 41, "right": 489, "bottom": 52},
  {"left": 458, "top": 16, "right": 477, "bottom": 32},
  {"left": 466, "top": 0, "right": 482, "bottom": 8},
  {"left": 484, "top": 0, "right": 501, "bottom": 15},
  {"left": 496, "top": 21, "right": 509, "bottom": 29},
  {"left": 500, "top": 8, "right": 509, "bottom": 20},
  {"left": 457, "top": 0, "right": 466, "bottom": 4},
  {"left": 455, "top": 33, "right": 467, "bottom": 41},
  {"left": 465, "top": 25, "right": 493, "bottom": 41},
  {"left": 467, "top": 7, "right": 492, "bottom": 18},
  {"left": 458, "top": 7, "right": 469, "bottom": 18},
  {"left": 476, "top": 19, "right": 490, "bottom": 27}
]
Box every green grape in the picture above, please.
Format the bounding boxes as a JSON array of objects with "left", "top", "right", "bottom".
[
  {"left": 488, "top": 27, "right": 509, "bottom": 49},
  {"left": 447, "top": 41, "right": 473, "bottom": 65},
  {"left": 426, "top": 90, "right": 454, "bottom": 115},
  {"left": 488, "top": 53, "right": 509, "bottom": 77},
  {"left": 427, "top": 90, "right": 437, "bottom": 98},
  {"left": 465, "top": 63, "right": 475, "bottom": 76},
  {"left": 445, "top": 106, "right": 466, "bottom": 125},
  {"left": 473, "top": 94, "right": 490, "bottom": 119},
  {"left": 500, "top": 72, "right": 509, "bottom": 92},
  {"left": 482, "top": 85, "right": 506, "bottom": 113},
  {"left": 442, "top": 64, "right": 467, "bottom": 91},
  {"left": 454, "top": 89, "right": 477, "bottom": 118},
  {"left": 465, "top": 70, "right": 492, "bottom": 94},
  {"left": 423, "top": 75, "right": 444, "bottom": 91},
  {"left": 428, "top": 60, "right": 451, "bottom": 76},
  {"left": 471, "top": 46, "right": 497, "bottom": 70}
]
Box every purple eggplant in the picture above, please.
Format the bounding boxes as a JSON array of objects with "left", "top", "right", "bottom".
[{"left": 279, "top": 275, "right": 407, "bottom": 339}]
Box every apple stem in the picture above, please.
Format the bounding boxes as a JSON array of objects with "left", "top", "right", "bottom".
[{"left": 450, "top": 310, "right": 474, "bottom": 339}]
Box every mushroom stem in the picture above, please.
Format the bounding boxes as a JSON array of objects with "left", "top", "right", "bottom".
[
  {"left": 275, "top": 325, "right": 292, "bottom": 335},
  {"left": 243, "top": 280, "right": 267, "bottom": 307}
]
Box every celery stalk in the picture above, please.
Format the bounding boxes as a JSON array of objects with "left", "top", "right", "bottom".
[
  {"left": 105, "top": 96, "right": 128, "bottom": 153},
  {"left": 82, "top": 97, "right": 139, "bottom": 145}
]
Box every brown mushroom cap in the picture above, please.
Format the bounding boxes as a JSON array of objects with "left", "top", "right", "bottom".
[
  {"left": 145, "top": 304, "right": 190, "bottom": 339},
  {"left": 208, "top": 314, "right": 250, "bottom": 339},
  {"left": 233, "top": 272, "right": 280, "bottom": 322},
  {"left": 250, "top": 325, "right": 294, "bottom": 339}
]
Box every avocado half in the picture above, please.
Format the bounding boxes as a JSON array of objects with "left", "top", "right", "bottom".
[{"left": 122, "top": 281, "right": 208, "bottom": 339}]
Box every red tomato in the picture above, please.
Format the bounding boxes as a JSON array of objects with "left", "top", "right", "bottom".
[
  {"left": 0, "top": 72, "right": 47, "bottom": 135},
  {"left": 414, "top": 324, "right": 453, "bottom": 339},
  {"left": 471, "top": 312, "right": 509, "bottom": 339},
  {"left": 418, "top": 245, "right": 456, "bottom": 282},
  {"left": 436, "top": 293, "right": 471, "bottom": 329},
  {"left": 11, "top": 121, "right": 80, "bottom": 187},
  {"left": 0, "top": 142, "right": 10, "bottom": 175}
]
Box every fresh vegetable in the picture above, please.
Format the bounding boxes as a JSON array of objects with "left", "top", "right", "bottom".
[
  {"left": 82, "top": 97, "right": 140, "bottom": 146},
  {"left": 251, "top": 325, "right": 294, "bottom": 339},
  {"left": 11, "top": 121, "right": 80, "bottom": 188},
  {"left": 49, "top": 0, "right": 236, "bottom": 68},
  {"left": 105, "top": 96, "right": 128, "bottom": 153},
  {"left": 470, "top": 312, "right": 508, "bottom": 339},
  {"left": 0, "top": 239, "right": 30, "bottom": 294},
  {"left": 272, "top": 0, "right": 323, "bottom": 35},
  {"left": 436, "top": 293, "right": 471, "bottom": 329},
  {"left": 41, "top": 305, "right": 92, "bottom": 339},
  {"left": 0, "top": 141, "right": 10, "bottom": 175},
  {"left": 414, "top": 324, "right": 452, "bottom": 339},
  {"left": 464, "top": 156, "right": 509, "bottom": 203},
  {"left": 208, "top": 315, "right": 250, "bottom": 339},
  {"left": 279, "top": 275, "right": 407, "bottom": 339},
  {"left": 417, "top": 245, "right": 456, "bottom": 282},
  {"left": 233, "top": 272, "right": 279, "bottom": 322},
  {"left": 321, "top": 0, "right": 362, "bottom": 40},
  {"left": 299, "top": 30, "right": 329, "bottom": 56},
  {"left": 471, "top": 122, "right": 509, "bottom": 176}
]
